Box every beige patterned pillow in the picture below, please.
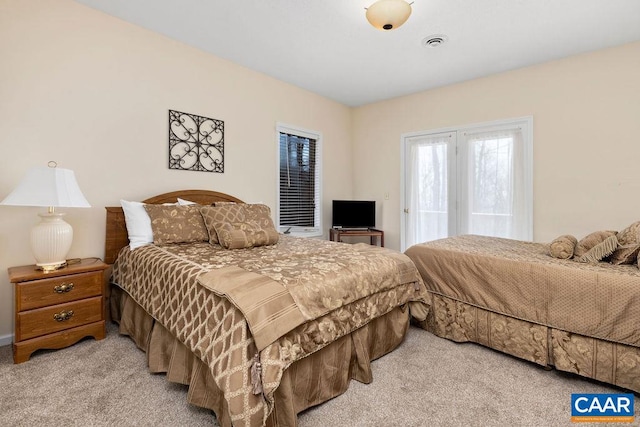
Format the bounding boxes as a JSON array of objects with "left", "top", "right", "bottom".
[
  {"left": 143, "top": 205, "right": 208, "bottom": 244},
  {"left": 213, "top": 220, "right": 280, "bottom": 249},
  {"left": 574, "top": 230, "right": 618, "bottom": 263},
  {"left": 610, "top": 221, "right": 640, "bottom": 265},
  {"left": 549, "top": 235, "right": 577, "bottom": 259},
  {"left": 200, "top": 204, "right": 243, "bottom": 244},
  {"left": 200, "top": 204, "right": 279, "bottom": 248}
]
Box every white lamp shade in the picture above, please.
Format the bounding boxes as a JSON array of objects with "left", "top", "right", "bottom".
[
  {"left": 366, "top": 0, "right": 412, "bottom": 31},
  {"left": 1, "top": 166, "right": 90, "bottom": 208}
]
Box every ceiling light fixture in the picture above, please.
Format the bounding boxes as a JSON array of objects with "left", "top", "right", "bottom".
[{"left": 366, "top": 0, "right": 413, "bottom": 31}]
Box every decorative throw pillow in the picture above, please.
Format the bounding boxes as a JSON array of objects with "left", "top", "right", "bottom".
[
  {"left": 574, "top": 230, "right": 618, "bottom": 263},
  {"left": 213, "top": 220, "right": 280, "bottom": 249},
  {"left": 143, "top": 204, "right": 208, "bottom": 244},
  {"left": 200, "top": 205, "right": 240, "bottom": 244},
  {"left": 609, "top": 221, "right": 640, "bottom": 265},
  {"left": 200, "top": 204, "right": 279, "bottom": 248},
  {"left": 549, "top": 235, "right": 577, "bottom": 259},
  {"left": 244, "top": 204, "right": 279, "bottom": 233}
]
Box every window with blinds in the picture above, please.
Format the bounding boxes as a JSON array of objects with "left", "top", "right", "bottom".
[{"left": 276, "top": 124, "right": 322, "bottom": 236}]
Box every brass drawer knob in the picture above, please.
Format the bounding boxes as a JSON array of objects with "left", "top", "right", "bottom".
[
  {"left": 53, "top": 310, "right": 74, "bottom": 322},
  {"left": 53, "top": 283, "right": 74, "bottom": 294}
]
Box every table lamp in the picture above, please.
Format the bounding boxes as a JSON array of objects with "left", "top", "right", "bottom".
[{"left": 1, "top": 162, "right": 90, "bottom": 272}]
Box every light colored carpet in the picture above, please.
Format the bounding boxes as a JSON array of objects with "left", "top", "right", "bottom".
[{"left": 0, "top": 323, "right": 637, "bottom": 426}]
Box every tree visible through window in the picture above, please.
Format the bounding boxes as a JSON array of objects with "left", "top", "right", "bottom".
[{"left": 277, "top": 124, "right": 321, "bottom": 235}]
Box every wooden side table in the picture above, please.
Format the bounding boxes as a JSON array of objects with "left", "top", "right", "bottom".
[
  {"left": 329, "top": 228, "right": 384, "bottom": 247},
  {"left": 8, "top": 258, "right": 109, "bottom": 363}
]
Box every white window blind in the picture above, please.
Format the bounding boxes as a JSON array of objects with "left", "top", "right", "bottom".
[{"left": 277, "top": 124, "right": 321, "bottom": 236}]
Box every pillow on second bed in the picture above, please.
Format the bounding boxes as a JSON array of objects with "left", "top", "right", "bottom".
[
  {"left": 609, "top": 221, "right": 640, "bottom": 265},
  {"left": 549, "top": 235, "right": 577, "bottom": 259},
  {"left": 143, "top": 204, "right": 209, "bottom": 244},
  {"left": 200, "top": 204, "right": 279, "bottom": 249},
  {"left": 573, "top": 230, "right": 618, "bottom": 263}
]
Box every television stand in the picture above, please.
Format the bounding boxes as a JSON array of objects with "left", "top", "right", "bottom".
[{"left": 329, "top": 228, "right": 384, "bottom": 247}]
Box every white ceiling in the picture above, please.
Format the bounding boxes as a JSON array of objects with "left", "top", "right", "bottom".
[{"left": 74, "top": 0, "right": 640, "bottom": 107}]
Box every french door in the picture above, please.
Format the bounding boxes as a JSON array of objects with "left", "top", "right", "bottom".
[{"left": 401, "top": 117, "right": 533, "bottom": 251}]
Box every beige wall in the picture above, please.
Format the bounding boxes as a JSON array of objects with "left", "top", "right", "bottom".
[
  {"left": 0, "top": 0, "right": 353, "bottom": 340},
  {"left": 353, "top": 41, "right": 640, "bottom": 250}
]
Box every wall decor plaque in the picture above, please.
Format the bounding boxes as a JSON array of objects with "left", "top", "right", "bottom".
[{"left": 169, "top": 109, "right": 224, "bottom": 173}]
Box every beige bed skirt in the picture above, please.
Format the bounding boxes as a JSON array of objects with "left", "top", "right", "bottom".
[
  {"left": 419, "top": 293, "right": 640, "bottom": 393},
  {"left": 110, "top": 285, "right": 410, "bottom": 426}
]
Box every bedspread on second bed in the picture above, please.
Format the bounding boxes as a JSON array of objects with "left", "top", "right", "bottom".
[
  {"left": 112, "top": 235, "right": 427, "bottom": 426},
  {"left": 405, "top": 235, "right": 640, "bottom": 348}
]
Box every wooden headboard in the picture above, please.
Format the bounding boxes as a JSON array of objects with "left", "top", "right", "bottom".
[{"left": 104, "top": 189, "right": 244, "bottom": 264}]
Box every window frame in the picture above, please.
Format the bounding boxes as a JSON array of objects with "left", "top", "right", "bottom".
[{"left": 276, "top": 122, "right": 323, "bottom": 238}]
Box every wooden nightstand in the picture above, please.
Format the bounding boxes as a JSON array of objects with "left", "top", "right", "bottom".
[{"left": 8, "top": 258, "right": 109, "bottom": 363}]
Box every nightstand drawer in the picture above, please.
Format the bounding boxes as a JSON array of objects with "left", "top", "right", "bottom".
[
  {"left": 17, "top": 296, "right": 103, "bottom": 341},
  {"left": 16, "top": 271, "right": 103, "bottom": 311}
]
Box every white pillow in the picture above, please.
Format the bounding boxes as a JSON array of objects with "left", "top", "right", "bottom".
[
  {"left": 177, "top": 198, "right": 197, "bottom": 206},
  {"left": 120, "top": 200, "right": 153, "bottom": 250}
]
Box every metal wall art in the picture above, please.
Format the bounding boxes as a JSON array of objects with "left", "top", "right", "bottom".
[{"left": 169, "top": 109, "right": 224, "bottom": 173}]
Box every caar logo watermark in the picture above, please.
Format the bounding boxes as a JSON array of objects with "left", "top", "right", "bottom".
[{"left": 571, "top": 393, "right": 635, "bottom": 423}]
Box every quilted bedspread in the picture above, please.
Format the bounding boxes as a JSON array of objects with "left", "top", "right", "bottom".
[
  {"left": 112, "top": 235, "right": 427, "bottom": 426},
  {"left": 405, "top": 235, "right": 640, "bottom": 348}
]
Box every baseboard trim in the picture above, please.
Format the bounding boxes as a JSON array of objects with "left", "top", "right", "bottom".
[{"left": 0, "top": 334, "right": 13, "bottom": 347}]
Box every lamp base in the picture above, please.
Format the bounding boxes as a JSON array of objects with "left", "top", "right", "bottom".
[
  {"left": 36, "top": 261, "right": 68, "bottom": 272},
  {"left": 30, "top": 212, "right": 73, "bottom": 271}
]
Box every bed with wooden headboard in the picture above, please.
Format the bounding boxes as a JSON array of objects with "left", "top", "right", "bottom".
[{"left": 104, "top": 189, "right": 428, "bottom": 427}]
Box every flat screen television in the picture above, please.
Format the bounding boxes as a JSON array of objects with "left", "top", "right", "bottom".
[{"left": 332, "top": 200, "right": 376, "bottom": 229}]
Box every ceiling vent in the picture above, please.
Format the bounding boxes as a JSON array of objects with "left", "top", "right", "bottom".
[{"left": 422, "top": 34, "right": 448, "bottom": 48}]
